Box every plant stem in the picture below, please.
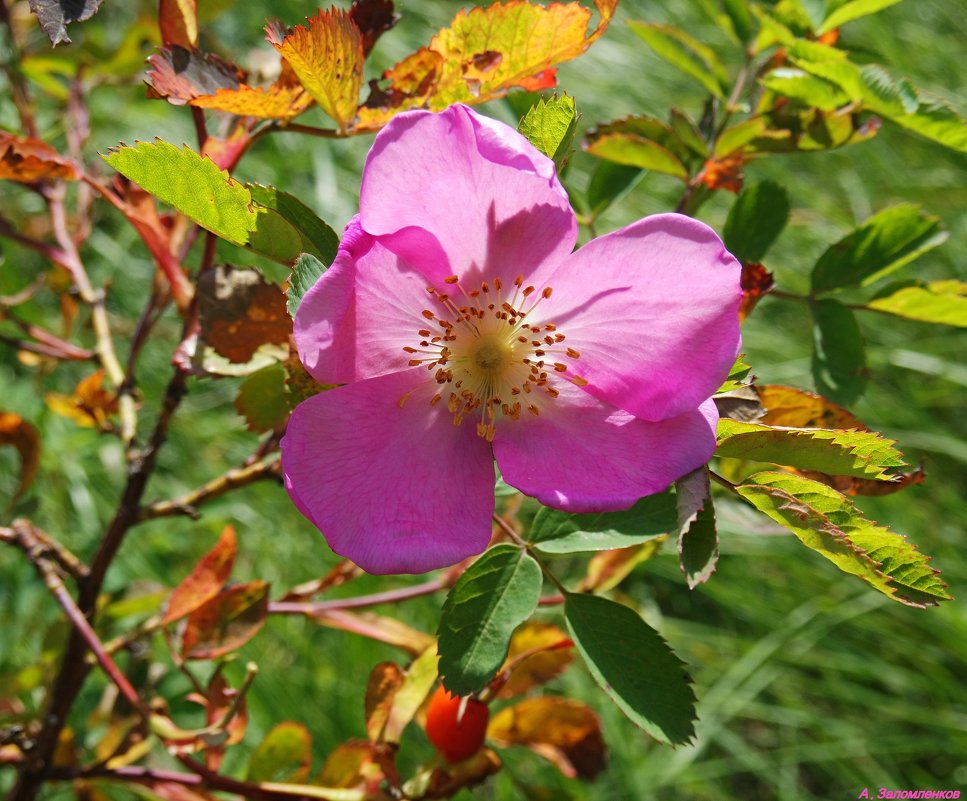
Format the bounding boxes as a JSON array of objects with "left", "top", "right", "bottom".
[
  {"left": 269, "top": 574, "right": 453, "bottom": 616},
  {"left": 493, "top": 513, "right": 570, "bottom": 595}
]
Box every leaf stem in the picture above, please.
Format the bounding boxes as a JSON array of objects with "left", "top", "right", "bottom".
[{"left": 493, "top": 513, "right": 569, "bottom": 595}]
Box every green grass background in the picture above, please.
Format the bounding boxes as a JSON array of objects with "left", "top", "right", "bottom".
[{"left": 1, "top": 0, "right": 966, "bottom": 799}]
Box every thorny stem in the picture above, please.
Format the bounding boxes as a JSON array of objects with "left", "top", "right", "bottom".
[{"left": 493, "top": 513, "right": 570, "bottom": 595}]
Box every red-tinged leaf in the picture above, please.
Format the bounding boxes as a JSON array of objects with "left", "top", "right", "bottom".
[
  {"left": 0, "top": 412, "right": 40, "bottom": 507},
  {"left": 487, "top": 697, "right": 606, "bottom": 780},
  {"left": 739, "top": 262, "right": 775, "bottom": 322},
  {"left": 145, "top": 782, "right": 218, "bottom": 801},
  {"left": 315, "top": 740, "right": 386, "bottom": 792},
  {"left": 28, "top": 0, "right": 104, "bottom": 46},
  {"left": 364, "top": 663, "right": 404, "bottom": 742},
  {"left": 181, "top": 581, "right": 269, "bottom": 660},
  {"left": 185, "top": 668, "right": 248, "bottom": 769},
  {"left": 197, "top": 266, "right": 290, "bottom": 366},
  {"left": 0, "top": 132, "right": 79, "bottom": 183},
  {"left": 268, "top": 8, "right": 364, "bottom": 132},
  {"left": 246, "top": 722, "right": 312, "bottom": 784},
  {"left": 698, "top": 154, "right": 745, "bottom": 192},
  {"left": 350, "top": 0, "right": 398, "bottom": 56},
  {"left": 758, "top": 384, "right": 867, "bottom": 430},
  {"left": 200, "top": 125, "right": 253, "bottom": 173},
  {"left": 578, "top": 539, "right": 666, "bottom": 592},
  {"left": 311, "top": 609, "right": 434, "bottom": 655},
  {"left": 45, "top": 370, "right": 118, "bottom": 429},
  {"left": 519, "top": 67, "right": 558, "bottom": 91},
  {"left": 355, "top": 48, "right": 444, "bottom": 131},
  {"left": 796, "top": 466, "right": 927, "bottom": 497},
  {"left": 414, "top": 749, "right": 502, "bottom": 800},
  {"left": 496, "top": 623, "right": 574, "bottom": 698},
  {"left": 164, "top": 526, "right": 237, "bottom": 625},
  {"left": 146, "top": 47, "right": 244, "bottom": 106},
  {"left": 281, "top": 559, "right": 363, "bottom": 601},
  {"left": 159, "top": 0, "right": 197, "bottom": 47}
]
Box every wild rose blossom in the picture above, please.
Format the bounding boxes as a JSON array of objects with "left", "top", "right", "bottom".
[{"left": 281, "top": 104, "right": 741, "bottom": 575}]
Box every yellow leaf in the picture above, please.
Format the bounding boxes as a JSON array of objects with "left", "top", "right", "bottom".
[
  {"left": 0, "top": 411, "right": 40, "bottom": 507},
  {"left": 269, "top": 9, "right": 363, "bottom": 132},
  {"left": 191, "top": 61, "right": 313, "bottom": 120},
  {"left": 497, "top": 622, "right": 574, "bottom": 698}
]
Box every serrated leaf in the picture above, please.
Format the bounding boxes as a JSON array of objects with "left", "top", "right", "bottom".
[
  {"left": 811, "top": 204, "right": 948, "bottom": 294},
  {"left": 247, "top": 722, "right": 312, "bottom": 784},
  {"left": 248, "top": 208, "right": 304, "bottom": 265},
  {"left": 715, "top": 355, "right": 752, "bottom": 394},
  {"left": 191, "top": 82, "right": 313, "bottom": 120},
  {"left": 818, "top": 0, "right": 902, "bottom": 34},
  {"left": 758, "top": 384, "right": 865, "bottom": 429},
  {"left": 630, "top": 21, "right": 729, "bottom": 99},
  {"left": 268, "top": 8, "right": 363, "bottom": 132},
  {"left": 248, "top": 186, "right": 338, "bottom": 265},
  {"left": 287, "top": 253, "right": 328, "bottom": 319},
  {"left": 585, "top": 133, "right": 689, "bottom": 179},
  {"left": 518, "top": 94, "right": 578, "bottom": 167},
  {"left": 182, "top": 581, "right": 270, "bottom": 660},
  {"left": 1, "top": 132, "right": 79, "bottom": 183},
  {"left": 811, "top": 299, "right": 867, "bottom": 404},
  {"left": 235, "top": 364, "right": 289, "bottom": 433},
  {"left": 497, "top": 622, "right": 574, "bottom": 698},
  {"left": 865, "top": 280, "right": 967, "bottom": 327},
  {"left": 146, "top": 46, "right": 243, "bottom": 106},
  {"left": 164, "top": 526, "right": 237, "bottom": 625},
  {"left": 529, "top": 491, "right": 676, "bottom": 553},
  {"left": 565, "top": 593, "right": 696, "bottom": 744},
  {"left": 103, "top": 141, "right": 257, "bottom": 246},
  {"left": 28, "top": 0, "right": 103, "bottom": 46},
  {"left": 716, "top": 419, "right": 905, "bottom": 479},
  {"left": 669, "top": 107, "right": 709, "bottom": 157},
  {"left": 675, "top": 469, "right": 718, "bottom": 588},
  {"left": 723, "top": 180, "right": 790, "bottom": 263},
  {"left": 425, "top": 0, "right": 617, "bottom": 109},
  {"left": 736, "top": 471, "right": 950, "bottom": 607},
  {"left": 760, "top": 67, "right": 850, "bottom": 111},
  {"left": 714, "top": 116, "right": 770, "bottom": 158},
  {"left": 437, "top": 544, "right": 542, "bottom": 695},
  {"left": 159, "top": 0, "right": 197, "bottom": 47}
]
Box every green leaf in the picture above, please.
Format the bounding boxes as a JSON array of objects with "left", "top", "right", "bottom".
[
  {"left": 810, "top": 204, "right": 948, "bottom": 294},
  {"left": 437, "top": 544, "right": 542, "bottom": 695},
  {"left": 247, "top": 722, "right": 312, "bottom": 784},
  {"left": 818, "top": 0, "right": 903, "bottom": 35},
  {"left": 585, "top": 133, "right": 688, "bottom": 180},
  {"left": 675, "top": 469, "right": 718, "bottom": 589},
  {"left": 287, "top": 253, "right": 328, "bottom": 319},
  {"left": 723, "top": 0, "right": 754, "bottom": 44},
  {"left": 714, "top": 117, "right": 770, "bottom": 157},
  {"left": 716, "top": 419, "right": 906, "bottom": 479},
  {"left": 248, "top": 184, "right": 339, "bottom": 265},
  {"left": 723, "top": 180, "right": 790, "bottom": 263},
  {"left": 529, "top": 491, "right": 676, "bottom": 553},
  {"left": 736, "top": 471, "right": 951, "bottom": 607},
  {"left": 716, "top": 354, "right": 752, "bottom": 394},
  {"left": 103, "top": 140, "right": 258, "bottom": 246},
  {"left": 865, "top": 280, "right": 967, "bottom": 327},
  {"left": 235, "top": 363, "right": 289, "bottom": 433},
  {"left": 811, "top": 299, "right": 867, "bottom": 404},
  {"left": 248, "top": 208, "right": 303, "bottom": 265},
  {"left": 761, "top": 67, "right": 850, "bottom": 110},
  {"left": 517, "top": 94, "right": 578, "bottom": 168},
  {"left": 669, "top": 107, "right": 709, "bottom": 157},
  {"left": 565, "top": 593, "right": 696, "bottom": 744},
  {"left": 630, "top": 21, "right": 728, "bottom": 99},
  {"left": 586, "top": 160, "right": 642, "bottom": 219}
]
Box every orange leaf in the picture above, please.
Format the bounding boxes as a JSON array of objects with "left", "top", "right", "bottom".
[
  {"left": 182, "top": 580, "right": 269, "bottom": 660},
  {"left": 146, "top": 47, "right": 244, "bottom": 106},
  {"left": 164, "top": 526, "right": 238, "bottom": 625},
  {"left": 350, "top": 0, "right": 398, "bottom": 56},
  {"left": 355, "top": 47, "right": 444, "bottom": 131},
  {"left": 45, "top": 369, "right": 118, "bottom": 429},
  {"left": 364, "top": 662, "right": 405, "bottom": 742},
  {"left": 0, "top": 411, "right": 40, "bottom": 507},
  {"left": 796, "top": 466, "right": 927, "bottom": 497},
  {"left": 188, "top": 669, "right": 248, "bottom": 769},
  {"left": 758, "top": 384, "right": 867, "bottom": 430},
  {"left": 191, "top": 60, "right": 313, "bottom": 120},
  {"left": 698, "top": 154, "right": 745, "bottom": 193},
  {"left": 268, "top": 8, "right": 363, "bottom": 132},
  {"left": 0, "top": 132, "right": 79, "bottom": 183},
  {"left": 738, "top": 262, "right": 774, "bottom": 322},
  {"left": 425, "top": 0, "right": 616, "bottom": 109},
  {"left": 579, "top": 537, "right": 667, "bottom": 592},
  {"left": 310, "top": 609, "right": 434, "bottom": 655},
  {"left": 159, "top": 0, "right": 197, "bottom": 47},
  {"left": 315, "top": 740, "right": 386, "bottom": 792},
  {"left": 497, "top": 623, "right": 574, "bottom": 698},
  {"left": 487, "top": 696, "right": 605, "bottom": 779}
]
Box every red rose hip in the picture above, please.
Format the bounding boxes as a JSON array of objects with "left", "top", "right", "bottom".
[{"left": 425, "top": 685, "right": 489, "bottom": 763}]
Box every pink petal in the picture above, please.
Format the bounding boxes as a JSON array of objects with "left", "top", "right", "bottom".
[
  {"left": 538, "top": 213, "right": 741, "bottom": 422},
  {"left": 360, "top": 104, "right": 577, "bottom": 288},
  {"left": 492, "top": 379, "right": 717, "bottom": 513},
  {"left": 281, "top": 368, "right": 496, "bottom": 574},
  {"left": 294, "top": 217, "right": 440, "bottom": 384}
]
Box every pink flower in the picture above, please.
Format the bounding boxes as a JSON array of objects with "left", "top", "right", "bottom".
[{"left": 281, "top": 104, "right": 741, "bottom": 575}]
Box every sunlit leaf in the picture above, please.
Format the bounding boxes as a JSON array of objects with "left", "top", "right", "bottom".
[
  {"left": 865, "top": 280, "right": 967, "bottom": 327},
  {"left": 438, "top": 544, "right": 542, "bottom": 695},
  {"left": 247, "top": 722, "right": 312, "bottom": 784},
  {"left": 723, "top": 180, "right": 789, "bottom": 263},
  {"left": 758, "top": 384, "right": 866, "bottom": 430},
  {"left": 28, "top": 0, "right": 103, "bottom": 45},
  {"left": 311, "top": 609, "right": 434, "bottom": 656},
  {"left": 45, "top": 370, "right": 118, "bottom": 429},
  {"left": 164, "top": 527, "right": 237, "bottom": 626},
  {"left": 760, "top": 67, "right": 849, "bottom": 111},
  {"left": 736, "top": 471, "right": 951, "bottom": 607},
  {"left": 529, "top": 491, "right": 675, "bottom": 553},
  {"left": 363, "top": 662, "right": 404, "bottom": 742},
  {"left": 247, "top": 188, "right": 339, "bottom": 265},
  {"left": 586, "top": 116, "right": 690, "bottom": 178},
  {"left": 629, "top": 21, "right": 729, "bottom": 99},
  {"left": 488, "top": 697, "right": 605, "bottom": 779},
  {"left": 497, "top": 622, "right": 574, "bottom": 698},
  {"left": 0, "top": 132, "right": 79, "bottom": 183},
  {"left": 669, "top": 107, "right": 709, "bottom": 157},
  {"left": 159, "top": 0, "right": 197, "bottom": 47},
  {"left": 315, "top": 740, "right": 383, "bottom": 791},
  {"left": 518, "top": 94, "right": 578, "bottom": 167},
  {"left": 811, "top": 204, "right": 947, "bottom": 294},
  {"left": 402, "top": 748, "right": 501, "bottom": 799},
  {"left": 382, "top": 646, "right": 438, "bottom": 744},
  {"left": 675, "top": 469, "right": 718, "bottom": 588},
  {"left": 0, "top": 412, "right": 40, "bottom": 507},
  {"left": 818, "top": 0, "right": 903, "bottom": 34},
  {"left": 737, "top": 261, "right": 775, "bottom": 322},
  {"left": 578, "top": 539, "right": 666, "bottom": 592},
  {"left": 716, "top": 419, "right": 905, "bottom": 479},
  {"left": 565, "top": 593, "right": 696, "bottom": 744},
  {"left": 268, "top": 8, "right": 363, "bottom": 132},
  {"left": 182, "top": 581, "right": 270, "bottom": 660},
  {"left": 715, "top": 355, "right": 752, "bottom": 394},
  {"left": 354, "top": 48, "right": 443, "bottom": 130},
  {"left": 811, "top": 298, "right": 867, "bottom": 404},
  {"left": 350, "top": 0, "right": 398, "bottom": 56},
  {"left": 287, "top": 253, "right": 328, "bottom": 319},
  {"left": 146, "top": 47, "right": 244, "bottom": 106},
  {"left": 191, "top": 81, "right": 313, "bottom": 120}
]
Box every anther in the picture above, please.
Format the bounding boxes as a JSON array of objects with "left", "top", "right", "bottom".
[
  {"left": 566, "top": 348, "right": 581, "bottom": 359},
  {"left": 542, "top": 287, "right": 553, "bottom": 299},
  {"left": 422, "top": 310, "right": 435, "bottom": 320},
  {"left": 444, "top": 275, "right": 459, "bottom": 284}
]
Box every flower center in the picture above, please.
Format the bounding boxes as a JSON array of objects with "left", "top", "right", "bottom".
[{"left": 402, "top": 275, "right": 587, "bottom": 441}]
